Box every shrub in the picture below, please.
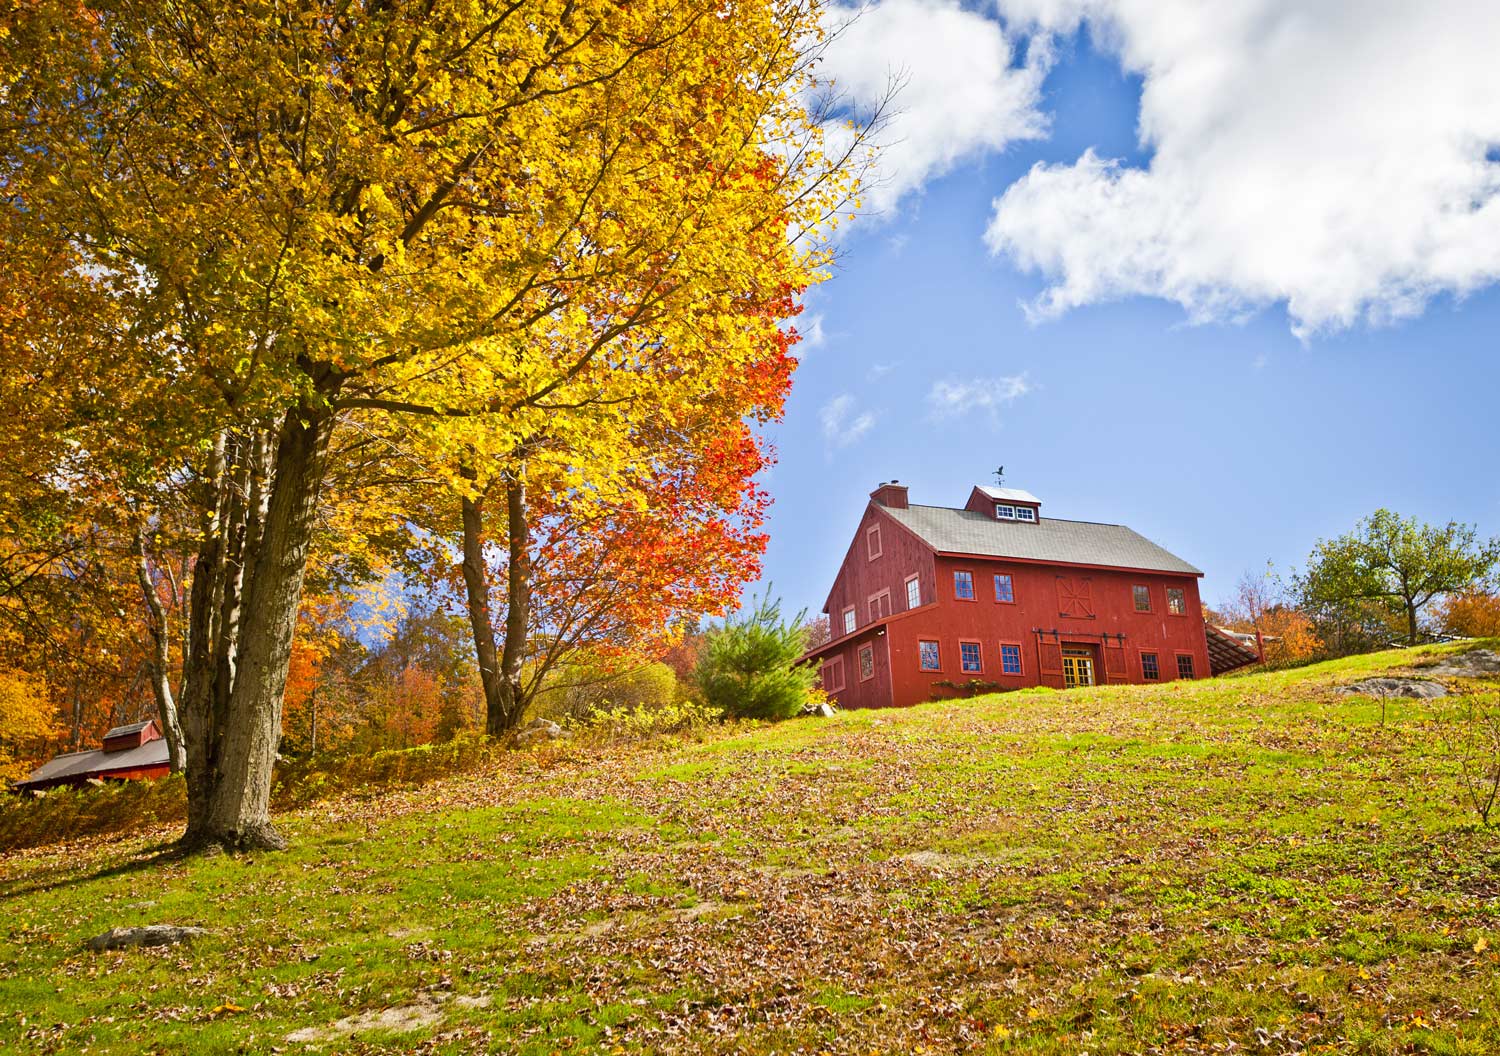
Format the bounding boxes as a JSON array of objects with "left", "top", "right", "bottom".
[
  {"left": 567, "top": 698, "right": 724, "bottom": 742},
  {"left": 0, "top": 733, "right": 506, "bottom": 853},
  {"left": 694, "top": 592, "right": 817, "bottom": 721},
  {"left": 534, "top": 656, "right": 678, "bottom": 723},
  {"left": 0, "top": 774, "right": 188, "bottom": 853},
  {"left": 1448, "top": 694, "right": 1500, "bottom": 826}
]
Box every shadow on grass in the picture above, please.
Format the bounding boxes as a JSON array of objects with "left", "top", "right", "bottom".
[{"left": 0, "top": 835, "right": 193, "bottom": 901}]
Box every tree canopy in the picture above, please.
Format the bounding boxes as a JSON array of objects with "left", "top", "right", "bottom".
[
  {"left": 2, "top": 0, "right": 864, "bottom": 848},
  {"left": 1300, "top": 509, "right": 1500, "bottom": 646}
]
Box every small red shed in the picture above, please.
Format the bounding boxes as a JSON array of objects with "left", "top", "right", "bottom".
[{"left": 13, "top": 719, "right": 172, "bottom": 792}]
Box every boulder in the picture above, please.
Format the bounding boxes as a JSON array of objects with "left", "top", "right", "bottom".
[
  {"left": 1425, "top": 649, "right": 1500, "bottom": 678},
  {"left": 1335, "top": 677, "right": 1447, "bottom": 699},
  {"left": 88, "top": 924, "right": 207, "bottom": 952},
  {"left": 514, "top": 717, "right": 565, "bottom": 747}
]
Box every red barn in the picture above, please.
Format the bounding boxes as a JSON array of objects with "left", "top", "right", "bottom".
[
  {"left": 801, "top": 482, "right": 1257, "bottom": 708},
  {"left": 13, "top": 719, "right": 172, "bottom": 792}
]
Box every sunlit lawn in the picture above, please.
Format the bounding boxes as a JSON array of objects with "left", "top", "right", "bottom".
[{"left": 3, "top": 643, "right": 1499, "bottom": 1054}]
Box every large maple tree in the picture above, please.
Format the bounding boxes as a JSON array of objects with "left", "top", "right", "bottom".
[{"left": 3, "top": 0, "right": 862, "bottom": 848}]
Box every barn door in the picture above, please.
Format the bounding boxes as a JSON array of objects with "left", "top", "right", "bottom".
[
  {"left": 1036, "top": 637, "right": 1063, "bottom": 687},
  {"left": 1103, "top": 642, "right": 1129, "bottom": 683},
  {"left": 1056, "top": 576, "right": 1095, "bottom": 619}
]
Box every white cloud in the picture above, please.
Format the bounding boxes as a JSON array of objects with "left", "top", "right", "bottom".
[
  {"left": 819, "top": 393, "right": 877, "bottom": 447},
  {"left": 926, "top": 374, "right": 1031, "bottom": 421},
  {"left": 799, "top": 313, "right": 826, "bottom": 350},
  {"left": 987, "top": 0, "right": 1500, "bottom": 336},
  {"left": 866, "top": 361, "right": 898, "bottom": 381},
  {"left": 820, "top": 0, "right": 1050, "bottom": 215}
]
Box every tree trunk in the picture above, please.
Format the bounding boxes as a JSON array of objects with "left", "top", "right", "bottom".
[
  {"left": 179, "top": 404, "right": 335, "bottom": 852},
  {"left": 459, "top": 467, "right": 532, "bottom": 736},
  {"left": 1406, "top": 599, "right": 1419, "bottom": 646},
  {"left": 132, "top": 529, "right": 187, "bottom": 773}
]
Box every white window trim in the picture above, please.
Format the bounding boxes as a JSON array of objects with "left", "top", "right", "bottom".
[
  {"left": 1015, "top": 506, "right": 1037, "bottom": 522},
  {"left": 994, "top": 503, "right": 1016, "bottom": 520},
  {"left": 905, "top": 575, "right": 921, "bottom": 610},
  {"left": 841, "top": 606, "right": 857, "bottom": 636}
]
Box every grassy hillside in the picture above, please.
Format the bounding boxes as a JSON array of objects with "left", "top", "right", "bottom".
[{"left": 3, "top": 644, "right": 1499, "bottom": 1055}]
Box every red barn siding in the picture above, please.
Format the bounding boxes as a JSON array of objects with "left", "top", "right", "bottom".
[
  {"left": 823, "top": 504, "right": 936, "bottom": 641},
  {"left": 876, "top": 557, "right": 1210, "bottom": 702},
  {"left": 807, "top": 488, "right": 1216, "bottom": 709}
]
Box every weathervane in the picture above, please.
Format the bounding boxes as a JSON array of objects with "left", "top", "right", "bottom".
[{"left": 992, "top": 465, "right": 1005, "bottom": 487}]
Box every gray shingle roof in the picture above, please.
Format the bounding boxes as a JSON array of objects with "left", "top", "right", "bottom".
[
  {"left": 16, "top": 738, "right": 170, "bottom": 788},
  {"left": 883, "top": 504, "right": 1202, "bottom": 575}
]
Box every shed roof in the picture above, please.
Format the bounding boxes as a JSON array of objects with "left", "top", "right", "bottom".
[
  {"left": 1205, "top": 624, "right": 1262, "bottom": 675},
  {"left": 883, "top": 504, "right": 1202, "bottom": 575},
  {"left": 102, "top": 720, "right": 155, "bottom": 741},
  {"left": 16, "top": 738, "right": 171, "bottom": 789}
]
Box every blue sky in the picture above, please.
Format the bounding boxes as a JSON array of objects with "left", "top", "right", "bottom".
[{"left": 757, "top": 16, "right": 1500, "bottom": 618}]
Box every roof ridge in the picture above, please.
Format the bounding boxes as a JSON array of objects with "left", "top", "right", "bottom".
[
  {"left": 884, "top": 502, "right": 1200, "bottom": 575},
  {"left": 900, "top": 503, "right": 1124, "bottom": 527}
]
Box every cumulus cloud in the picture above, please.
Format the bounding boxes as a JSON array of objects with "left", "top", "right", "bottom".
[
  {"left": 820, "top": 0, "right": 1050, "bottom": 215},
  {"left": 986, "top": 0, "right": 1500, "bottom": 336},
  {"left": 926, "top": 374, "right": 1031, "bottom": 421},
  {"left": 820, "top": 393, "right": 877, "bottom": 447}
]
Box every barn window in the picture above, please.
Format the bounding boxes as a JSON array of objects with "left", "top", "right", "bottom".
[
  {"left": 823, "top": 656, "right": 845, "bottom": 692},
  {"left": 905, "top": 575, "right": 921, "bottom": 610},
  {"left": 994, "top": 503, "right": 1016, "bottom": 520},
  {"left": 868, "top": 589, "right": 891, "bottom": 622},
  {"left": 954, "top": 570, "right": 975, "bottom": 600},
  {"left": 1176, "top": 654, "right": 1195, "bottom": 679},
  {"left": 1015, "top": 506, "right": 1036, "bottom": 522},
  {"left": 1166, "top": 587, "right": 1186, "bottom": 615},
  {"left": 1000, "top": 643, "right": 1022, "bottom": 675},
  {"left": 842, "top": 607, "right": 856, "bottom": 635},
  {"left": 994, "top": 573, "right": 1014, "bottom": 603},
  {"left": 859, "top": 644, "right": 875, "bottom": 681},
  {"left": 960, "top": 641, "right": 983, "bottom": 673},
  {"left": 1132, "top": 585, "right": 1151, "bottom": 612},
  {"left": 1141, "top": 652, "right": 1160, "bottom": 680},
  {"left": 919, "top": 640, "right": 941, "bottom": 671},
  {"left": 866, "top": 524, "right": 883, "bottom": 560}
]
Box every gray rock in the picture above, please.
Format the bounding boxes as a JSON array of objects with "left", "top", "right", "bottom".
[
  {"left": 1425, "top": 649, "right": 1500, "bottom": 678},
  {"left": 514, "top": 718, "right": 565, "bottom": 747},
  {"left": 1336, "top": 677, "right": 1447, "bottom": 699},
  {"left": 88, "top": 924, "right": 207, "bottom": 952}
]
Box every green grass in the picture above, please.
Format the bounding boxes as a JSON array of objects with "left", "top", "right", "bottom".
[{"left": 4, "top": 642, "right": 1500, "bottom": 1054}]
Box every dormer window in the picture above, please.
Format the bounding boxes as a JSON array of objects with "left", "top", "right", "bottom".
[{"left": 994, "top": 503, "right": 1037, "bottom": 522}]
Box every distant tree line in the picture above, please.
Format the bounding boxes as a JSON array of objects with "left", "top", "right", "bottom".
[{"left": 1210, "top": 509, "right": 1500, "bottom": 665}]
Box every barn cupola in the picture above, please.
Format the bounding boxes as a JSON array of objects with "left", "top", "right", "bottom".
[
  {"left": 964, "top": 485, "right": 1041, "bottom": 523},
  {"left": 101, "top": 719, "right": 161, "bottom": 753},
  {"left": 870, "top": 480, "right": 909, "bottom": 509}
]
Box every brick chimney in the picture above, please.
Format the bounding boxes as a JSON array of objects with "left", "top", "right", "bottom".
[{"left": 870, "top": 480, "right": 909, "bottom": 509}]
